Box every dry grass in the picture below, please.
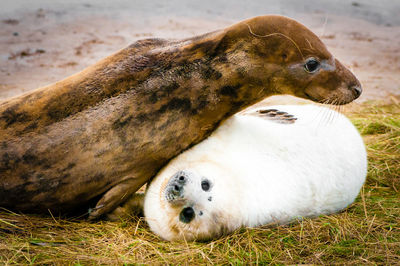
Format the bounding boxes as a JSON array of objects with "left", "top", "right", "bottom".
[{"left": 1, "top": 98, "right": 399, "bottom": 265}]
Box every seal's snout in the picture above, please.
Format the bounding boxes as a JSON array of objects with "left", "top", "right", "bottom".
[
  {"left": 179, "top": 207, "right": 195, "bottom": 223},
  {"left": 336, "top": 59, "right": 363, "bottom": 102},
  {"left": 165, "top": 171, "right": 188, "bottom": 202},
  {"left": 350, "top": 85, "right": 362, "bottom": 99}
]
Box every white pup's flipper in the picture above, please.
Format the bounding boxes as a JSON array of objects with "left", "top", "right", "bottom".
[{"left": 250, "top": 108, "right": 298, "bottom": 124}]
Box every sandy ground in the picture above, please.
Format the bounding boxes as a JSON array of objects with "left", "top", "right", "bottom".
[{"left": 0, "top": 0, "right": 399, "bottom": 103}]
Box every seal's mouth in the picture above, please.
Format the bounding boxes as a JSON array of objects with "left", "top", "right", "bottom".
[
  {"left": 304, "top": 92, "right": 324, "bottom": 103},
  {"left": 304, "top": 89, "right": 360, "bottom": 106}
]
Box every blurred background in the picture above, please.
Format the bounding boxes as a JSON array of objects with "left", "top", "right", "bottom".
[
  {"left": 1, "top": 0, "right": 399, "bottom": 102},
  {"left": 0, "top": 2, "right": 399, "bottom": 265}
]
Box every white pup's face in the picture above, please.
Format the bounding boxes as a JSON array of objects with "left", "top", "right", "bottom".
[{"left": 145, "top": 165, "right": 241, "bottom": 241}]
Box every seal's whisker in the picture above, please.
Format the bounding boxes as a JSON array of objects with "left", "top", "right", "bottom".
[
  {"left": 336, "top": 100, "right": 342, "bottom": 119},
  {"left": 305, "top": 38, "right": 314, "bottom": 50},
  {"left": 321, "top": 15, "right": 329, "bottom": 37},
  {"left": 323, "top": 105, "right": 331, "bottom": 126},
  {"left": 332, "top": 103, "right": 339, "bottom": 124},
  {"left": 245, "top": 23, "right": 304, "bottom": 59},
  {"left": 325, "top": 100, "right": 334, "bottom": 126},
  {"left": 340, "top": 103, "right": 345, "bottom": 114},
  {"left": 319, "top": 99, "right": 332, "bottom": 128},
  {"left": 330, "top": 100, "right": 339, "bottom": 124},
  {"left": 325, "top": 100, "right": 336, "bottom": 126},
  {"left": 335, "top": 102, "right": 342, "bottom": 122},
  {"left": 328, "top": 99, "right": 338, "bottom": 125},
  {"left": 312, "top": 101, "right": 324, "bottom": 127},
  {"left": 324, "top": 102, "right": 334, "bottom": 127},
  {"left": 308, "top": 103, "right": 322, "bottom": 125},
  {"left": 169, "top": 165, "right": 182, "bottom": 173},
  {"left": 314, "top": 100, "right": 329, "bottom": 130},
  {"left": 330, "top": 99, "right": 340, "bottom": 124}
]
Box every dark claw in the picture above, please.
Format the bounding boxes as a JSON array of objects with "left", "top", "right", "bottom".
[
  {"left": 283, "top": 114, "right": 294, "bottom": 118},
  {"left": 258, "top": 109, "right": 278, "bottom": 114}
]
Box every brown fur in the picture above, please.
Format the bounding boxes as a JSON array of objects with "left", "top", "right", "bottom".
[{"left": 0, "top": 15, "right": 361, "bottom": 218}]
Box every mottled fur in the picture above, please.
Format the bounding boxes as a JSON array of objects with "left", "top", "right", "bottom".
[{"left": 0, "top": 16, "right": 361, "bottom": 218}]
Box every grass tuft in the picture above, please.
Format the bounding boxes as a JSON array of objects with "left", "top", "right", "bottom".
[
  {"left": 1, "top": 98, "right": 399, "bottom": 264},
  {"left": 349, "top": 98, "right": 400, "bottom": 190}
]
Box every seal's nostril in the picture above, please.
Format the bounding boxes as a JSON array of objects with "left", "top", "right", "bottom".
[
  {"left": 179, "top": 207, "right": 195, "bottom": 223},
  {"left": 174, "top": 185, "right": 180, "bottom": 192},
  {"left": 174, "top": 171, "right": 186, "bottom": 183},
  {"left": 351, "top": 85, "right": 362, "bottom": 98}
]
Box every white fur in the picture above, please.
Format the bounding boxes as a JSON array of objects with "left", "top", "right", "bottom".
[{"left": 144, "top": 105, "right": 367, "bottom": 241}]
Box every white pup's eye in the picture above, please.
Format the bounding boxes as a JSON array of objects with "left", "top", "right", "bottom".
[
  {"left": 201, "top": 180, "right": 210, "bottom": 191},
  {"left": 179, "top": 207, "right": 195, "bottom": 223}
]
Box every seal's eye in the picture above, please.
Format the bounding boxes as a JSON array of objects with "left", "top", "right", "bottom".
[
  {"left": 201, "top": 180, "right": 210, "bottom": 191},
  {"left": 180, "top": 207, "right": 195, "bottom": 223},
  {"left": 304, "top": 58, "right": 320, "bottom": 73}
]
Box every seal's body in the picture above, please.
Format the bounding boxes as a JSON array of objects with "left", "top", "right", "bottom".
[
  {"left": 144, "top": 105, "right": 367, "bottom": 241},
  {"left": 0, "top": 16, "right": 361, "bottom": 218}
]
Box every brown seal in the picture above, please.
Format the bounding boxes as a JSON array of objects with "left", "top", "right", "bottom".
[{"left": 0, "top": 15, "right": 361, "bottom": 219}]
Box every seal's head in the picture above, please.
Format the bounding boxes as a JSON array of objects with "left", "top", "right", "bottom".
[
  {"left": 142, "top": 105, "right": 367, "bottom": 241},
  {"left": 144, "top": 166, "right": 241, "bottom": 241},
  {"left": 190, "top": 15, "right": 361, "bottom": 105}
]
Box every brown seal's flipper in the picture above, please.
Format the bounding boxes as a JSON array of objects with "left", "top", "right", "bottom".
[
  {"left": 105, "top": 193, "right": 145, "bottom": 221},
  {"left": 88, "top": 177, "right": 145, "bottom": 220},
  {"left": 254, "top": 109, "right": 297, "bottom": 124}
]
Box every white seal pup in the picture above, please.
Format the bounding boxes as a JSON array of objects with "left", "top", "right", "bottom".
[{"left": 143, "top": 105, "right": 367, "bottom": 241}]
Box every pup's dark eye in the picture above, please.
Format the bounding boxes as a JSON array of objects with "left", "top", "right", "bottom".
[
  {"left": 201, "top": 180, "right": 210, "bottom": 191},
  {"left": 179, "top": 207, "right": 195, "bottom": 223},
  {"left": 304, "top": 58, "right": 320, "bottom": 73}
]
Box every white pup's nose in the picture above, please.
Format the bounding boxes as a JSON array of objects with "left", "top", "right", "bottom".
[{"left": 165, "top": 171, "right": 188, "bottom": 202}]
